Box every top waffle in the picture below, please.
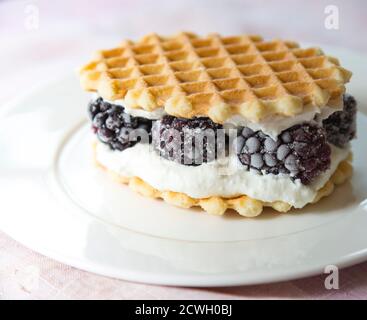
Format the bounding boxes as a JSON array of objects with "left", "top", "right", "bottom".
[{"left": 79, "top": 32, "right": 352, "bottom": 123}]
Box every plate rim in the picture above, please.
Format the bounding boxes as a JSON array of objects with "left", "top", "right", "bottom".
[{"left": 2, "top": 222, "right": 367, "bottom": 287}]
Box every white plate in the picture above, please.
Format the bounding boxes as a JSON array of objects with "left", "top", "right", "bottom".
[{"left": 1, "top": 46, "right": 367, "bottom": 287}]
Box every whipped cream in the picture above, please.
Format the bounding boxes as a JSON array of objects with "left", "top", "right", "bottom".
[
  {"left": 95, "top": 141, "right": 350, "bottom": 208},
  {"left": 120, "top": 104, "right": 167, "bottom": 119},
  {"left": 224, "top": 105, "right": 338, "bottom": 139},
  {"left": 101, "top": 95, "right": 340, "bottom": 139}
]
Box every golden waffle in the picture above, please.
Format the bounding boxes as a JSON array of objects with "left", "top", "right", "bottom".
[
  {"left": 80, "top": 32, "right": 351, "bottom": 123},
  {"left": 94, "top": 144, "right": 353, "bottom": 217}
]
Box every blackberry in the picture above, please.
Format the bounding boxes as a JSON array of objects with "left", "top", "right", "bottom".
[
  {"left": 88, "top": 98, "right": 152, "bottom": 151},
  {"left": 236, "top": 124, "right": 331, "bottom": 184},
  {"left": 152, "top": 115, "right": 226, "bottom": 165},
  {"left": 323, "top": 94, "right": 357, "bottom": 147},
  {"left": 88, "top": 97, "right": 111, "bottom": 119}
]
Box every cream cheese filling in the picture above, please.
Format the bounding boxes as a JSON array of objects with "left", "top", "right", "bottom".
[{"left": 95, "top": 140, "right": 350, "bottom": 208}]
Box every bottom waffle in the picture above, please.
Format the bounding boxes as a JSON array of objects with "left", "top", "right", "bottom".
[{"left": 94, "top": 147, "right": 353, "bottom": 217}]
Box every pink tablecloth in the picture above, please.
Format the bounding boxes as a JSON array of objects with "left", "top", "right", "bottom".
[{"left": 1, "top": 0, "right": 367, "bottom": 300}]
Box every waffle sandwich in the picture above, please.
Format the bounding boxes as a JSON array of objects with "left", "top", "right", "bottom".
[{"left": 79, "top": 32, "right": 356, "bottom": 217}]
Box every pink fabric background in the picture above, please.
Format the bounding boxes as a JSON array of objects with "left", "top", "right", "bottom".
[{"left": 1, "top": 0, "right": 367, "bottom": 299}]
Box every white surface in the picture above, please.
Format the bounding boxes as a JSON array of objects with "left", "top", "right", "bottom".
[{"left": 0, "top": 47, "right": 366, "bottom": 286}]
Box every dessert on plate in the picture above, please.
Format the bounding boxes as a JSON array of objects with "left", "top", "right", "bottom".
[{"left": 79, "top": 32, "right": 356, "bottom": 217}]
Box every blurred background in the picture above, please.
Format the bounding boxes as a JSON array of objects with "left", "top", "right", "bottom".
[{"left": 1, "top": 0, "right": 366, "bottom": 105}]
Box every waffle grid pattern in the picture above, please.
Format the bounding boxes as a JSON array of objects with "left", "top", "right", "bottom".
[{"left": 80, "top": 32, "right": 351, "bottom": 123}]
